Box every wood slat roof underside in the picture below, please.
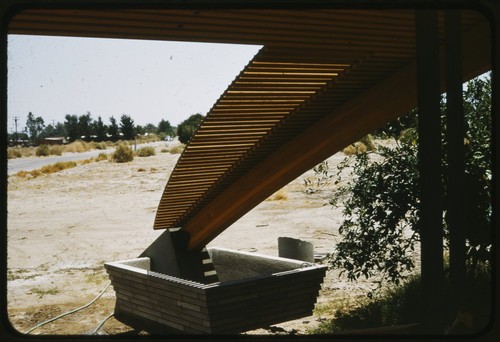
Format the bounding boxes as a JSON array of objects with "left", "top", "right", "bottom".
[{"left": 8, "top": 8, "right": 491, "bottom": 250}]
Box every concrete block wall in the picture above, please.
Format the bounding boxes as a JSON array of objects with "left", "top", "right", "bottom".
[{"left": 105, "top": 248, "right": 327, "bottom": 334}]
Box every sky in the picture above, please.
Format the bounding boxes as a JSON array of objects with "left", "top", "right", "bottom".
[{"left": 7, "top": 34, "right": 261, "bottom": 132}]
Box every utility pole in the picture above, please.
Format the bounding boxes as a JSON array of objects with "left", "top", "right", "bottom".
[{"left": 13, "top": 116, "right": 19, "bottom": 144}]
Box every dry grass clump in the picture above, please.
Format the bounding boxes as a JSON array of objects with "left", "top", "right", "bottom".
[
  {"left": 343, "top": 142, "right": 367, "bottom": 155},
  {"left": 16, "top": 161, "right": 77, "bottom": 179},
  {"left": 94, "top": 153, "right": 109, "bottom": 162},
  {"left": 168, "top": 144, "right": 185, "bottom": 154},
  {"left": 267, "top": 188, "right": 289, "bottom": 201},
  {"left": 35, "top": 145, "right": 50, "bottom": 157},
  {"left": 111, "top": 144, "right": 134, "bottom": 163},
  {"left": 7, "top": 148, "right": 23, "bottom": 159},
  {"left": 343, "top": 135, "right": 376, "bottom": 156},
  {"left": 40, "top": 161, "right": 77, "bottom": 174},
  {"left": 63, "top": 140, "right": 91, "bottom": 153},
  {"left": 94, "top": 142, "right": 108, "bottom": 150},
  {"left": 14, "top": 153, "right": 109, "bottom": 180},
  {"left": 49, "top": 145, "right": 63, "bottom": 156},
  {"left": 135, "top": 146, "right": 156, "bottom": 157},
  {"left": 7, "top": 146, "right": 46, "bottom": 159}
]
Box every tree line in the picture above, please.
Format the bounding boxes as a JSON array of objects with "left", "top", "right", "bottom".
[{"left": 8, "top": 111, "right": 206, "bottom": 146}]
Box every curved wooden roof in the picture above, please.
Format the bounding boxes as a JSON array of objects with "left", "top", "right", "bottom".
[{"left": 8, "top": 7, "right": 491, "bottom": 250}]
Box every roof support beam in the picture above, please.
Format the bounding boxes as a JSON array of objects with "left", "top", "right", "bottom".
[
  {"left": 415, "top": 9, "right": 445, "bottom": 333},
  {"left": 444, "top": 9, "right": 466, "bottom": 326},
  {"left": 182, "top": 18, "right": 490, "bottom": 252},
  {"left": 184, "top": 60, "right": 419, "bottom": 251}
]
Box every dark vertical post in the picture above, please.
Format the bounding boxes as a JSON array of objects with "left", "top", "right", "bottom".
[
  {"left": 444, "top": 10, "right": 466, "bottom": 323},
  {"left": 415, "top": 10, "right": 445, "bottom": 333}
]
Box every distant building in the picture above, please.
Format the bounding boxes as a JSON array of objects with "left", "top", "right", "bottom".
[{"left": 42, "top": 137, "right": 67, "bottom": 145}]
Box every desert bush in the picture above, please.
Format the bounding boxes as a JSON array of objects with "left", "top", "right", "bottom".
[
  {"left": 15, "top": 170, "right": 30, "bottom": 178},
  {"left": 40, "top": 161, "right": 77, "bottom": 174},
  {"left": 7, "top": 148, "right": 23, "bottom": 159},
  {"left": 136, "top": 146, "right": 156, "bottom": 157},
  {"left": 15, "top": 161, "right": 77, "bottom": 179},
  {"left": 267, "top": 188, "right": 288, "bottom": 201},
  {"left": 169, "top": 144, "right": 185, "bottom": 154},
  {"left": 49, "top": 145, "right": 63, "bottom": 156},
  {"left": 360, "top": 134, "right": 376, "bottom": 151},
  {"left": 112, "top": 144, "right": 134, "bottom": 163},
  {"left": 95, "top": 142, "right": 108, "bottom": 150},
  {"left": 399, "top": 128, "right": 418, "bottom": 145},
  {"left": 64, "top": 141, "right": 86, "bottom": 153},
  {"left": 342, "top": 142, "right": 367, "bottom": 155},
  {"left": 94, "top": 153, "right": 108, "bottom": 162},
  {"left": 36, "top": 145, "right": 50, "bottom": 156}
]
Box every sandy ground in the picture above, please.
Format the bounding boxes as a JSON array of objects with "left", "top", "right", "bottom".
[{"left": 6, "top": 141, "right": 410, "bottom": 335}]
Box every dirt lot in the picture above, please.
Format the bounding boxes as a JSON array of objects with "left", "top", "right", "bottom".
[{"left": 6, "top": 141, "right": 408, "bottom": 335}]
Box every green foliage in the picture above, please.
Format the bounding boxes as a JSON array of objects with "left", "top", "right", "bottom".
[
  {"left": 158, "top": 119, "right": 175, "bottom": 137},
  {"left": 330, "top": 141, "right": 420, "bottom": 283},
  {"left": 64, "top": 114, "right": 80, "bottom": 142},
  {"left": 330, "top": 74, "right": 492, "bottom": 284},
  {"left": 373, "top": 109, "right": 418, "bottom": 139},
  {"left": 314, "top": 261, "right": 491, "bottom": 333},
  {"left": 120, "top": 114, "right": 135, "bottom": 140},
  {"left": 459, "top": 76, "right": 492, "bottom": 263},
  {"left": 78, "top": 112, "right": 93, "bottom": 141},
  {"left": 303, "top": 161, "right": 333, "bottom": 194},
  {"left": 26, "top": 112, "right": 45, "bottom": 144},
  {"left": 93, "top": 116, "right": 108, "bottom": 142},
  {"left": 315, "top": 275, "right": 422, "bottom": 333},
  {"left": 111, "top": 143, "right": 134, "bottom": 163},
  {"left": 35, "top": 144, "right": 50, "bottom": 156},
  {"left": 177, "top": 113, "right": 204, "bottom": 144},
  {"left": 135, "top": 146, "right": 156, "bottom": 157},
  {"left": 108, "top": 116, "right": 119, "bottom": 141}
]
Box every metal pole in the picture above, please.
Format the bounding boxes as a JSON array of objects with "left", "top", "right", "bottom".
[{"left": 415, "top": 9, "right": 445, "bottom": 333}]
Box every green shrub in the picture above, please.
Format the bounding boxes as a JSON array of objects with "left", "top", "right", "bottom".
[
  {"left": 111, "top": 144, "right": 134, "bottom": 163},
  {"left": 36, "top": 145, "right": 50, "bottom": 156},
  {"left": 135, "top": 146, "right": 156, "bottom": 157},
  {"left": 313, "top": 261, "right": 491, "bottom": 333}
]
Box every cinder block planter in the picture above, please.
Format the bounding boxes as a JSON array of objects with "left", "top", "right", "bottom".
[{"left": 105, "top": 247, "right": 327, "bottom": 334}]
